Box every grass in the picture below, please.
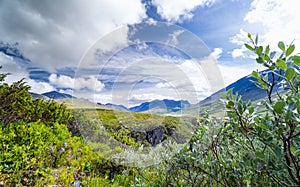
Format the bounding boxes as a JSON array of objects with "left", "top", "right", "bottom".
[{"left": 61, "top": 98, "right": 200, "bottom": 147}]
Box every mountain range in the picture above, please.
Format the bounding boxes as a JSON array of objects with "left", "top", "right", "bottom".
[
  {"left": 29, "top": 69, "right": 280, "bottom": 114},
  {"left": 129, "top": 99, "right": 190, "bottom": 113}
]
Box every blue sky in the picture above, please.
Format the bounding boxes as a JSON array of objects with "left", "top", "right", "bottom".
[{"left": 0, "top": 0, "right": 299, "bottom": 106}]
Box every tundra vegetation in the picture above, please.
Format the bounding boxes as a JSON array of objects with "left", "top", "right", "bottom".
[{"left": 1, "top": 34, "right": 300, "bottom": 186}]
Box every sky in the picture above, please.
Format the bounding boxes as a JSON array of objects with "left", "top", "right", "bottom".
[{"left": 0, "top": 0, "right": 299, "bottom": 107}]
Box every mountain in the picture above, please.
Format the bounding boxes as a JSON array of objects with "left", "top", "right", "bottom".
[
  {"left": 29, "top": 92, "right": 49, "bottom": 100},
  {"left": 129, "top": 99, "right": 190, "bottom": 113},
  {"left": 97, "top": 103, "right": 129, "bottom": 112},
  {"left": 201, "top": 69, "right": 282, "bottom": 104},
  {"left": 42, "top": 91, "right": 75, "bottom": 99},
  {"left": 179, "top": 69, "right": 284, "bottom": 117}
]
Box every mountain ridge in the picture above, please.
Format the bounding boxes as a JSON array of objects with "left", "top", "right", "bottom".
[
  {"left": 129, "top": 99, "right": 190, "bottom": 113},
  {"left": 42, "top": 91, "right": 75, "bottom": 99}
]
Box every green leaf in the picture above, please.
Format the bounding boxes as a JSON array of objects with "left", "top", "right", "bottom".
[
  {"left": 255, "top": 151, "right": 264, "bottom": 159},
  {"left": 265, "top": 45, "right": 270, "bottom": 55},
  {"left": 276, "top": 59, "right": 287, "bottom": 70},
  {"left": 278, "top": 41, "right": 285, "bottom": 51},
  {"left": 264, "top": 54, "right": 270, "bottom": 61},
  {"left": 286, "top": 44, "right": 295, "bottom": 56},
  {"left": 256, "top": 46, "right": 263, "bottom": 55},
  {"left": 258, "top": 123, "right": 267, "bottom": 130},
  {"left": 255, "top": 34, "right": 258, "bottom": 45},
  {"left": 256, "top": 57, "right": 264, "bottom": 64},
  {"left": 297, "top": 100, "right": 300, "bottom": 114},
  {"left": 245, "top": 43, "right": 254, "bottom": 51},
  {"left": 285, "top": 68, "right": 295, "bottom": 80},
  {"left": 292, "top": 55, "right": 300, "bottom": 66},
  {"left": 249, "top": 106, "right": 254, "bottom": 114},
  {"left": 226, "top": 101, "right": 234, "bottom": 108},
  {"left": 252, "top": 71, "right": 260, "bottom": 79},
  {"left": 274, "top": 101, "right": 286, "bottom": 114}
]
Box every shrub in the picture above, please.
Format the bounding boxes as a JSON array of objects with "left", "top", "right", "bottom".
[{"left": 136, "top": 35, "right": 300, "bottom": 186}]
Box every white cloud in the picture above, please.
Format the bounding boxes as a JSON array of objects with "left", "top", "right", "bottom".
[
  {"left": 0, "top": 0, "right": 146, "bottom": 71},
  {"left": 155, "top": 82, "right": 172, "bottom": 88},
  {"left": 230, "top": 29, "right": 249, "bottom": 46},
  {"left": 231, "top": 0, "right": 300, "bottom": 57},
  {"left": 49, "top": 74, "right": 104, "bottom": 92},
  {"left": 130, "top": 93, "right": 177, "bottom": 105},
  {"left": 27, "top": 79, "right": 55, "bottom": 94},
  {"left": 218, "top": 63, "right": 265, "bottom": 86},
  {"left": 167, "top": 29, "right": 185, "bottom": 45},
  {"left": 92, "top": 93, "right": 113, "bottom": 104},
  {"left": 152, "top": 0, "right": 217, "bottom": 22},
  {"left": 59, "top": 89, "right": 74, "bottom": 96},
  {"left": 49, "top": 74, "right": 74, "bottom": 88},
  {"left": 231, "top": 48, "right": 246, "bottom": 58},
  {"left": 178, "top": 59, "right": 215, "bottom": 97},
  {"left": 210, "top": 48, "right": 223, "bottom": 59}
]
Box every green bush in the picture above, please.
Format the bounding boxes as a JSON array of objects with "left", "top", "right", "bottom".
[
  {"left": 130, "top": 35, "right": 300, "bottom": 186},
  {"left": 0, "top": 80, "right": 72, "bottom": 127},
  {"left": 0, "top": 67, "right": 126, "bottom": 186},
  {"left": 0, "top": 122, "right": 88, "bottom": 185}
]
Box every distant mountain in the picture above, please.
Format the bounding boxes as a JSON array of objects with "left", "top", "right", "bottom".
[
  {"left": 29, "top": 92, "right": 49, "bottom": 100},
  {"left": 129, "top": 99, "right": 190, "bottom": 113},
  {"left": 42, "top": 91, "right": 75, "bottom": 99},
  {"left": 97, "top": 103, "right": 129, "bottom": 112}
]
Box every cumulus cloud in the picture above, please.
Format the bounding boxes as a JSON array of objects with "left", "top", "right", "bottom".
[
  {"left": 152, "top": 0, "right": 216, "bottom": 22},
  {"left": 49, "top": 74, "right": 104, "bottom": 92},
  {"left": 231, "top": 0, "right": 300, "bottom": 57},
  {"left": 210, "top": 48, "right": 223, "bottom": 59},
  {"left": 0, "top": 0, "right": 146, "bottom": 71},
  {"left": 27, "top": 79, "right": 55, "bottom": 94}
]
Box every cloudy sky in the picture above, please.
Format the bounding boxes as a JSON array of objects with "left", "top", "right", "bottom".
[{"left": 0, "top": 0, "right": 299, "bottom": 106}]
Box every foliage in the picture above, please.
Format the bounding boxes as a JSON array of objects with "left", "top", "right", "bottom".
[
  {"left": 133, "top": 34, "right": 300, "bottom": 186},
  {"left": 0, "top": 121, "right": 121, "bottom": 186},
  {"left": 0, "top": 69, "right": 125, "bottom": 186},
  {"left": 0, "top": 72, "right": 74, "bottom": 131}
]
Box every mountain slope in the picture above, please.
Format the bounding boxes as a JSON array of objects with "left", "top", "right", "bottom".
[
  {"left": 182, "top": 69, "right": 283, "bottom": 117},
  {"left": 201, "top": 69, "right": 282, "bottom": 104},
  {"left": 29, "top": 92, "right": 49, "bottom": 99},
  {"left": 42, "top": 91, "right": 75, "bottom": 99},
  {"left": 97, "top": 103, "right": 129, "bottom": 112},
  {"left": 129, "top": 99, "right": 190, "bottom": 113}
]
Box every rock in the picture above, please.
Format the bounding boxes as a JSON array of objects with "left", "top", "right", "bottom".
[{"left": 145, "top": 126, "right": 166, "bottom": 146}]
